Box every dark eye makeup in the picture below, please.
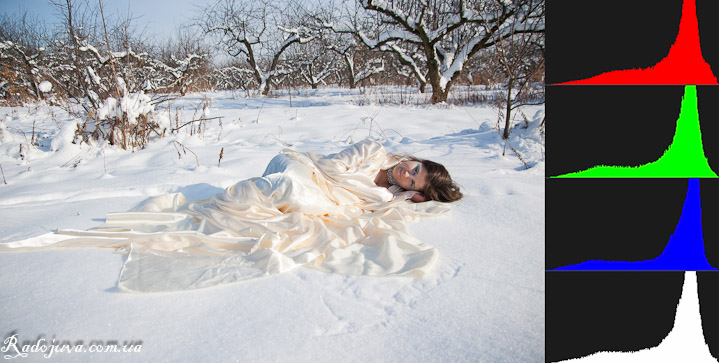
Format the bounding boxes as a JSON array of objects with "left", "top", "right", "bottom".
[{"left": 409, "top": 164, "right": 420, "bottom": 190}]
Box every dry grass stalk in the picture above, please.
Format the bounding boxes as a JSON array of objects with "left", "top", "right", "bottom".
[
  {"left": 0, "top": 164, "right": 7, "bottom": 184},
  {"left": 173, "top": 140, "right": 200, "bottom": 167}
]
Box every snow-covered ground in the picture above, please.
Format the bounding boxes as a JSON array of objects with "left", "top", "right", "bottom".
[{"left": 0, "top": 87, "right": 545, "bottom": 362}]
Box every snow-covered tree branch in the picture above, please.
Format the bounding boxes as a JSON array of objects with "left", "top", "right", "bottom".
[
  {"left": 323, "top": 0, "right": 544, "bottom": 103},
  {"left": 201, "top": 0, "right": 316, "bottom": 96}
]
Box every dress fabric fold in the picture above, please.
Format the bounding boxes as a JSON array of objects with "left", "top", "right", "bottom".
[{"left": 0, "top": 140, "right": 449, "bottom": 292}]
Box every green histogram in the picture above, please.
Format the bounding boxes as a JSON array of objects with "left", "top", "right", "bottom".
[{"left": 554, "top": 85, "right": 717, "bottom": 178}]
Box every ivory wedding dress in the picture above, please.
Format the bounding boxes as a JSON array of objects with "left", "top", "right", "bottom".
[{"left": 0, "top": 140, "right": 449, "bottom": 292}]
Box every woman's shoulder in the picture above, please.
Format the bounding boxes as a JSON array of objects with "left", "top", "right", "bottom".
[
  {"left": 348, "top": 139, "right": 384, "bottom": 153},
  {"left": 355, "top": 139, "right": 382, "bottom": 147}
]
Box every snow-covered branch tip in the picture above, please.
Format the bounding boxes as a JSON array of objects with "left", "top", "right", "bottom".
[{"left": 278, "top": 26, "right": 315, "bottom": 44}]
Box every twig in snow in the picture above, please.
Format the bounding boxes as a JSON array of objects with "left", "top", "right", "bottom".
[
  {"left": 255, "top": 99, "right": 266, "bottom": 124},
  {"left": 519, "top": 108, "right": 530, "bottom": 128},
  {"left": 31, "top": 119, "right": 37, "bottom": 146},
  {"left": 61, "top": 151, "right": 85, "bottom": 168},
  {"left": 261, "top": 127, "right": 293, "bottom": 147},
  {"left": 218, "top": 147, "right": 224, "bottom": 168},
  {"left": 0, "top": 164, "right": 7, "bottom": 184},
  {"left": 171, "top": 116, "right": 224, "bottom": 132},
  {"left": 216, "top": 118, "right": 223, "bottom": 142},
  {"left": 173, "top": 141, "right": 200, "bottom": 167},
  {"left": 504, "top": 139, "right": 530, "bottom": 170},
  {"left": 463, "top": 108, "right": 482, "bottom": 129}
]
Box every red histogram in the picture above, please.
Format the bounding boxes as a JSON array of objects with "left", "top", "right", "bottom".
[{"left": 557, "top": 0, "right": 718, "bottom": 85}]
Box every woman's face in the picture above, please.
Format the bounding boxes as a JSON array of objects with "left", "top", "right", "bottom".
[{"left": 393, "top": 161, "right": 428, "bottom": 191}]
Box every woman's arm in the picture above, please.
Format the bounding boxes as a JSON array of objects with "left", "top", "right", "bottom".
[{"left": 410, "top": 192, "right": 427, "bottom": 203}]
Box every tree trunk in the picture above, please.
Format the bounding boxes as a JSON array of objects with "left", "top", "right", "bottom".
[
  {"left": 427, "top": 58, "right": 449, "bottom": 103},
  {"left": 503, "top": 79, "right": 514, "bottom": 139},
  {"left": 418, "top": 79, "right": 426, "bottom": 93},
  {"left": 19, "top": 55, "right": 41, "bottom": 99},
  {"left": 261, "top": 82, "right": 270, "bottom": 96},
  {"left": 64, "top": 0, "right": 97, "bottom": 110},
  {"left": 430, "top": 87, "right": 445, "bottom": 103},
  {"left": 428, "top": 73, "right": 450, "bottom": 104}
]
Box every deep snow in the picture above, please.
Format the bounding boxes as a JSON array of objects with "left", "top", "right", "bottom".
[{"left": 0, "top": 87, "right": 545, "bottom": 362}]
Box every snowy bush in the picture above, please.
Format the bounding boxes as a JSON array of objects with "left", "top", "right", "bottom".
[{"left": 80, "top": 89, "right": 167, "bottom": 150}]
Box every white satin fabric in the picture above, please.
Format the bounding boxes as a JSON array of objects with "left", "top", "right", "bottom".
[{"left": 0, "top": 140, "right": 449, "bottom": 292}]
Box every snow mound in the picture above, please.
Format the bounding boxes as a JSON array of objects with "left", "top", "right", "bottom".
[
  {"left": 39, "top": 81, "right": 53, "bottom": 93},
  {"left": 97, "top": 92, "right": 155, "bottom": 125}
]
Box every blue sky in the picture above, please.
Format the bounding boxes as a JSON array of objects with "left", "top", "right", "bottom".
[{"left": 0, "top": 0, "right": 201, "bottom": 39}]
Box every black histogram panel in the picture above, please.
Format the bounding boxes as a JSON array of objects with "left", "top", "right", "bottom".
[
  {"left": 546, "top": 271, "right": 685, "bottom": 362},
  {"left": 697, "top": 86, "right": 719, "bottom": 180},
  {"left": 696, "top": 0, "right": 719, "bottom": 77},
  {"left": 546, "top": 178, "right": 688, "bottom": 269},
  {"left": 546, "top": 0, "right": 718, "bottom": 84},
  {"left": 701, "top": 179, "right": 719, "bottom": 268},
  {"left": 697, "top": 272, "right": 719, "bottom": 360}
]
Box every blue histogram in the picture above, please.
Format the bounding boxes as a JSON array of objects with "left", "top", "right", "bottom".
[{"left": 551, "top": 179, "right": 717, "bottom": 271}]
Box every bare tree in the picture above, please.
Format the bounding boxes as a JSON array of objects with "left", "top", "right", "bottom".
[
  {"left": 42, "top": 0, "right": 169, "bottom": 149},
  {"left": 324, "top": 0, "right": 544, "bottom": 104},
  {"left": 201, "top": 0, "right": 315, "bottom": 95},
  {"left": 155, "top": 27, "right": 211, "bottom": 95},
  {"left": 50, "top": 0, "right": 103, "bottom": 110},
  {"left": 326, "top": 35, "right": 385, "bottom": 89},
  {"left": 292, "top": 39, "right": 337, "bottom": 89},
  {"left": 306, "top": 1, "right": 385, "bottom": 89},
  {"left": 0, "top": 11, "right": 50, "bottom": 102},
  {"left": 209, "top": 63, "right": 256, "bottom": 92},
  {"left": 489, "top": 3, "right": 545, "bottom": 139}
]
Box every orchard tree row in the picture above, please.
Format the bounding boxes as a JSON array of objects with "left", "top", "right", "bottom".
[
  {"left": 0, "top": 0, "right": 543, "bottom": 148},
  {"left": 1, "top": 0, "right": 543, "bottom": 105}
]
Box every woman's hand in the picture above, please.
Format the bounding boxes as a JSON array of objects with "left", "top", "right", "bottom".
[{"left": 410, "top": 192, "right": 427, "bottom": 203}]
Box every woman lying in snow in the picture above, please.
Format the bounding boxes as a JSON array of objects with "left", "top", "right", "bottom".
[{"left": 0, "top": 140, "right": 462, "bottom": 292}]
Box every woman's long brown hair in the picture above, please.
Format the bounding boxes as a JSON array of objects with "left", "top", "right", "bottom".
[
  {"left": 419, "top": 159, "right": 463, "bottom": 203},
  {"left": 394, "top": 155, "right": 462, "bottom": 203}
]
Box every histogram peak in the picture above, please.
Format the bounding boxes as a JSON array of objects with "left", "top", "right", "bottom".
[
  {"left": 552, "top": 272, "right": 718, "bottom": 363},
  {"left": 556, "top": 0, "right": 718, "bottom": 85},
  {"left": 554, "top": 86, "right": 717, "bottom": 178},
  {"left": 550, "top": 179, "right": 718, "bottom": 271}
]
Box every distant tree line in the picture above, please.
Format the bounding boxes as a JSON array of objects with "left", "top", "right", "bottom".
[
  {"left": 1, "top": 0, "right": 543, "bottom": 103},
  {"left": 0, "top": 0, "right": 543, "bottom": 147}
]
